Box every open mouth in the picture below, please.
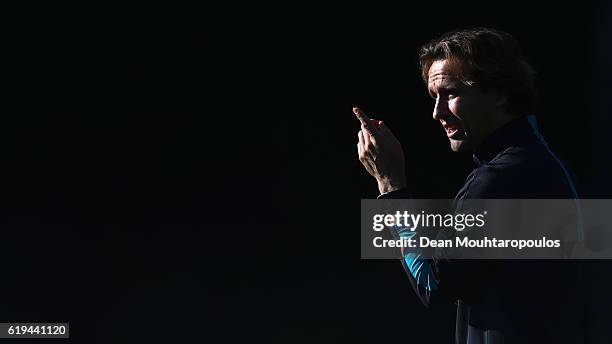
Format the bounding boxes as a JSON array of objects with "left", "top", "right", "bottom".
[{"left": 445, "top": 125, "right": 462, "bottom": 139}]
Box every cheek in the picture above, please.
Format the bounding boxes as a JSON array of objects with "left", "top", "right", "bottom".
[{"left": 448, "top": 98, "right": 463, "bottom": 119}]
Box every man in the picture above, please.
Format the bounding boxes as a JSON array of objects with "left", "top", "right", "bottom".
[{"left": 355, "top": 28, "right": 583, "bottom": 343}]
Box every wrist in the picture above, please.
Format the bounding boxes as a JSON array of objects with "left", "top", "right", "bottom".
[{"left": 377, "top": 176, "right": 406, "bottom": 195}]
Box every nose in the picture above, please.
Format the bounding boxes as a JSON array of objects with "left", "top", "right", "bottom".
[{"left": 432, "top": 96, "right": 450, "bottom": 122}]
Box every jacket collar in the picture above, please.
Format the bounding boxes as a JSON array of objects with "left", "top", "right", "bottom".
[{"left": 472, "top": 115, "right": 534, "bottom": 165}]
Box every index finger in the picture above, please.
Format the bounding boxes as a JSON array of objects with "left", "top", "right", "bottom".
[{"left": 353, "top": 107, "right": 372, "bottom": 128}]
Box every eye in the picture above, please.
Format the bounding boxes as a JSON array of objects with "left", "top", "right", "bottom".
[{"left": 447, "top": 89, "right": 458, "bottom": 99}]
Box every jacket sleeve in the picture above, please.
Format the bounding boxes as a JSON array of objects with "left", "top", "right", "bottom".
[{"left": 377, "top": 188, "right": 482, "bottom": 308}]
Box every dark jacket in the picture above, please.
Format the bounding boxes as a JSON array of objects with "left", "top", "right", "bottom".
[{"left": 380, "top": 116, "right": 585, "bottom": 344}]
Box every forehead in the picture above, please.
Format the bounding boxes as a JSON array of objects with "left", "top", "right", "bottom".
[{"left": 427, "top": 60, "right": 461, "bottom": 88}]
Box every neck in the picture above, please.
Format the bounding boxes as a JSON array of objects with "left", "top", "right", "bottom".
[{"left": 472, "top": 113, "right": 517, "bottom": 151}]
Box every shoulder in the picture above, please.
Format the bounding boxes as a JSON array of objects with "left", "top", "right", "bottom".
[{"left": 459, "top": 144, "right": 574, "bottom": 199}]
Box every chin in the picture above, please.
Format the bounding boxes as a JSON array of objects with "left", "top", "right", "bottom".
[{"left": 450, "top": 139, "right": 470, "bottom": 152}]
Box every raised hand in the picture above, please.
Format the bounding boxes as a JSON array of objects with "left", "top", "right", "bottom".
[{"left": 354, "top": 107, "right": 407, "bottom": 195}]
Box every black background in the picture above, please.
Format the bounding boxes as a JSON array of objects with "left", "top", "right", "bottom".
[{"left": 3, "top": 2, "right": 612, "bottom": 343}]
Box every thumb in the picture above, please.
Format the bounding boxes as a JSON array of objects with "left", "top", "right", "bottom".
[
  {"left": 369, "top": 119, "right": 383, "bottom": 130},
  {"left": 378, "top": 120, "right": 395, "bottom": 136}
]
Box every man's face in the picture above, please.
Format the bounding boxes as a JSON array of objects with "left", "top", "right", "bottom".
[{"left": 427, "top": 59, "right": 499, "bottom": 152}]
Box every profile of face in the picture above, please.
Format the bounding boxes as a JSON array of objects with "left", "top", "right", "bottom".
[{"left": 427, "top": 59, "right": 503, "bottom": 152}]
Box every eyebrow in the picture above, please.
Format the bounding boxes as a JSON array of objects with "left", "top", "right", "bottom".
[{"left": 428, "top": 83, "right": 461, "bottom": 98}]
